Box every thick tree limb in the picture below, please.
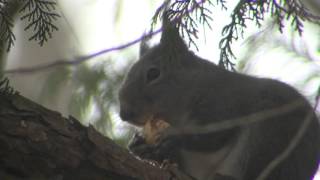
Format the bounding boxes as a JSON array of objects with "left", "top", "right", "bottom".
[{"left": 0, "top": 92, "right": 192, "bottom": 180}]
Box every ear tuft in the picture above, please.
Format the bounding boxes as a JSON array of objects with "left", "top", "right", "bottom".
[
  {"left": 139, "top": 31, "right": 152, "bottom": 57},
  {"left": 160, "top": 12, "right": 188, "bottom": 52}
]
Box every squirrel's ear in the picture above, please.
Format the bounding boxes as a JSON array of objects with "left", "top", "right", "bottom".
[
  {"left": 160, "top": 13, "right": 188, "bottom": 53},
  {"left": 139, "top": 32, "right": 152, "bottom": 57},
  {"left": 139, "top": 31, "right": 152, "bottom": 57}
]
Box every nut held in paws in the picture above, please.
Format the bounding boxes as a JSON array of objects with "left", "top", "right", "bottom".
[{"left": 143, "top": 118, "right": 170, "bottom": 144}]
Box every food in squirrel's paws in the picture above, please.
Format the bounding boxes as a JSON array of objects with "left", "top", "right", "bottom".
[{"left": 143, "top": 118, "right": 170, "bottom": 144}]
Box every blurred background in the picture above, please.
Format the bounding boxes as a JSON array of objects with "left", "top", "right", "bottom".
[{"left": 2, "top": 0, "right": 320, "bottom": 177}]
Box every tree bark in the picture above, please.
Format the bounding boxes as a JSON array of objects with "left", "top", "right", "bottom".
[{"left": 0, "top": 85, "right": 192, "bottom": 180}]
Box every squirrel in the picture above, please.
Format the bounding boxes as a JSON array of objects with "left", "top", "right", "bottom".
[{"left": 118, "top": 16, "right": 320, "bottom": 180}]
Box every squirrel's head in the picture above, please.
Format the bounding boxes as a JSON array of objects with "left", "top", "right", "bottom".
[{"left": 119, "top": 19, "right": 197, "bottom": 126}]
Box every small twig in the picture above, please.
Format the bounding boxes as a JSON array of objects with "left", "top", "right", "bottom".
[
  {"left": 4, "top": 28, "right": 162, "bottom": 74},
  {"left": 166, "top": 99, "right": 306, "bottom": 136},
  {"left": 4, "top": 0, "right": 213, "bottom": 75},
  {"left": 256, "top": 96, "right": 320, "bottom": 180}
]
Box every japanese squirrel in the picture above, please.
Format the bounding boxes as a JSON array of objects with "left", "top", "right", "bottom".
[{"left": 118, "top": 17, "right": 320, "bottom": 180}]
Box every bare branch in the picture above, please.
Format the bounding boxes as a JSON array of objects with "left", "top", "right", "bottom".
[
  {"left": 4, "top": 29, "right": 162, "bottom": 74},
  {"left": 0, "top": 80, "right": 194, "bottom": 180},
  {"left": 4, "top": 0, "right": 320, "bottom": 74},
  {"left": 163, "top": 99, "right": 306, "bottom": 136},
  {"left": 4, "top": 0, "right": 215, "bottom": 74},
  {"left": 257, "top": 97, "right": 320, "bottom": 180}
]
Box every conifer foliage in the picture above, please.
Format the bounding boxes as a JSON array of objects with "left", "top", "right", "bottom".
[
  {"left": 0, "top": 0, "right": 60, "bottom": 51},
  {"left": 151, "top": 0, "right": 320, "bottom": 70}
]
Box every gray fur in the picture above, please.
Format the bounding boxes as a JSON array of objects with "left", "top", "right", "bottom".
[{"left": 118, "top": 22, "right": 320, "bottom": 180}]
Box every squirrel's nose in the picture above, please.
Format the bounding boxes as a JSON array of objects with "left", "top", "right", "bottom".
[{"left": 120, "top": 109, "right": 136, "bottom": 121}]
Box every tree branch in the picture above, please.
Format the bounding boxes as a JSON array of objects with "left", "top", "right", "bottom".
[
  {"left": 3, "top": 29, "right": 162, "bottom": 74},
  {"left": 0, "top": 84, "right": 192, "bottom": 180}
]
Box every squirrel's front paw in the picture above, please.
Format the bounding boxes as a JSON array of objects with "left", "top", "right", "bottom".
[
  {"left": 128, "top": 133, "right": 165, "bottom": 162},
  {"left": 152, "top": 129, "right": 180, "bottom": 161},
  {"left": 129, "top": 134, "right": 153, "bottom": 156}
]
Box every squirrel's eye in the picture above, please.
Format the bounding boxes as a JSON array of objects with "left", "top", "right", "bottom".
[{"left": 146, "top": 67, "right": 160, "bottom": 83}]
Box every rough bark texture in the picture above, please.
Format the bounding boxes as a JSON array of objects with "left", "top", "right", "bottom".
[{"left": 0, "top": 89, "right": 192, "bottom": 180}]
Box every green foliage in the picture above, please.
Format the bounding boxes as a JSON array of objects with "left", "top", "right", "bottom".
[
  {"left": 151, "top": 0, "right": 320, "bottom": 70},
  {"left": 69, "top": 64, "right": 108, "bottom": 121},
  {"left": 0, "top": 1, "right": 15, "bottom": 52},
  {"left": 20, "top": 0, "right": 60, "bottom": 46},
  {"left": 152, "top": 0, "right": 221, "bottom": 50},
  {"left": 0, "top": 77, "right": 17, "bottom": 95},
  {"left": 2, "top": 0, "right": 319, "bottom": 142},
  {"left": 68, "top": 62, "right": 126, "bottom": 138},
  {"left": 238, "top": 21, "right": 320, "bottom": 106},
  {"left": 0, "top": 0, "right": 60, "bottom": 51},
  {"left": 219, "top": 0, "right": 319, "bottom": 70},
  {"left": 113, "top": 0, "right": 123, "bottom": 25},
  {"left": 39, "top": 59, "right": 128, "bottom": 139},
  {"left": 1, "top": 0, "right": 317, "bottom": 70},
  {"left": 39, "top": 66, "right": 70, "bottom": 104}
]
